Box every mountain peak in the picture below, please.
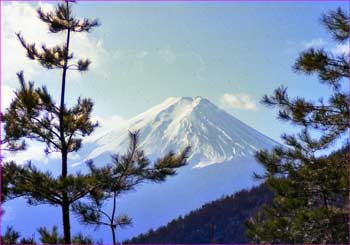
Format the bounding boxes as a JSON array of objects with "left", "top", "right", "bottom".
[
  {"left": 178, "top": 96, "right": 207, "bottom": 101},
  {"left": 163, "top": 96, "right": 210, "bottom": 106},
  {"left": 87, "top": 97, "right": 277, "bottom": 168},
  {"left": 79, "top": 97, "right": 277, "bottom": 241}
]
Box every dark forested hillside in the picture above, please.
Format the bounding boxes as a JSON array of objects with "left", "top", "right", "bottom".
[{"left": 125, "top": 184, "right": 272, "bottom": 244}]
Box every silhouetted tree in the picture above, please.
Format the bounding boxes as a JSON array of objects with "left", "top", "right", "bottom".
[
  {"left": 2, "top": 2, "right": 190, "bottom": 244},
  {"left": 37, "top": 226, "right": 99, "bottom": 244},
  {"left": 2, "top": 1, "right": 99, "bottom": 243},
  {"left": 1, "top": 227, "right": 35, "bottom": 244},
  {"left": 246, "top": 8, "right": 349, "bottom": 243},
  {"left": 73, "top": 131, "right": 190, "bottom": 244},
  {"left": 1, "top": 225, "right": 101, "bottom": 245}
]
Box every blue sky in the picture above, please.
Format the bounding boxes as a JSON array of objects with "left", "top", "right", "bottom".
[{"left": 2, "top": 1, "right": 349, "bottom": 143}]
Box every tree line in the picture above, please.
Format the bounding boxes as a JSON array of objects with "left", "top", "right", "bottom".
[{"left": 125, "top": 184, "right": 273, "bottom": 244}]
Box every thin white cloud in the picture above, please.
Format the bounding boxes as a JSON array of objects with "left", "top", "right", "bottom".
[
  {"left": 2, "top": 114, "right": 126, "bottom": 165},
  {"left": 302, "top": 38, "right": 349, "bottom": 56},
  {"left": 84, "top": 115, "right": 127, "bottom": 143},
  {"left": 94, "top": 115, "right": 127, "bottom": 131},
  {"left": 220, "top": 93, "right": 258, "bottom": 111},
  {"left": 1, "top": 2, "right": 107, "bottom": 82},
  {"left": 331, "top": 43, "right": 349, "bottom": 56},
  {"left": 2, "top": 141, "right": 59, "bottom": 165},
  {"left": 302, "top": 38, "right": 326, "bottom": 49}
]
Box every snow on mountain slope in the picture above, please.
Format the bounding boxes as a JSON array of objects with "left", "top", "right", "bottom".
[
  {"left": 84, "top": 96, "right": 277, "bottom": 168},
  {"left": 71, "top": 96, "right": 279, "bottom": 241},
  {"left": 3, "top": 97, "right": 279, "bottom": 243}
]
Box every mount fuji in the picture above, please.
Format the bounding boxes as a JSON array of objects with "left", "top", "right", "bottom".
[
  {"left": 3, "top": 97, "right": 278, "bottom": 242},
  {"left": 81, "top": 96, "right": 276, "bottom": 168}
]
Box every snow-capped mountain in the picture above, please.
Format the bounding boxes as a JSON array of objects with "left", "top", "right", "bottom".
[
  {"left": 74, "top": 96, "right": 278, "bottom": 240},
  {"left": 3, "top": 97, "right": 279, "bottom": 243},
  {"left": 84, "top": 96, "right": 277, "bottom": 168}
]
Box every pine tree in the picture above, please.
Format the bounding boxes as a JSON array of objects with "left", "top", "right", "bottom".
[
  {"left": 1, "top": 138, "right": 25, "bottom": 204},
  {"left": 2, "top": 2, "right": 190, "bottom": 244},
  {"left": 246, "top": 8, "right": 349, "bottom": 243},
  {"left": 1, "top": 227, "right": 36, "bottom": 244},
  {"left": 2, "top": 1, "right": 99, "bottom": 243},
  {"left": 73, "top": 131, "right": 190, "bottom": 244},
  {"left": 38, "top": 226, "right": 99, "bottom": 244},
  {"left": 1, "top": 226, "right": 98, "bottom": 244}
]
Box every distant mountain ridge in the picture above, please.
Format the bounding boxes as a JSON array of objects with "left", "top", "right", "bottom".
[{"left": 125, "top": 184, "right": 273, "bottom": 244}]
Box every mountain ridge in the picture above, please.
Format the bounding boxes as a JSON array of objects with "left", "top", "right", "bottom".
[
  {"left": 83, "top": 96, "right": 278, "bottom": 168},
  {"left": 124, "top": 183, "right": 273, "bottom": 244},
  {"left": 3, "top": 96, "right": 279, "bottom": 242}
]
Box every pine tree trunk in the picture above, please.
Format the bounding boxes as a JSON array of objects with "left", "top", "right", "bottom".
[
  {"left": 60, "top": 2, "right": 71, "bottom": 243},
  {"left": 62, "top": 199, "right": 71, "bottom": 244},
  {"left": 111, "top": 226, "right": 117, "bottom": 245},
  {"left": 61, "top": 150, "right": 71, "bottom": 244},
  {"left": 111, "top": 191, "right": 117, "bottom": 245}
]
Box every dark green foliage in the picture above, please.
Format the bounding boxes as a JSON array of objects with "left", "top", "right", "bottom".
[
  {"left": 1, "top": 138, "right": 26, "bottom": 153},
  {"left": 322, "top": 7, "right": 350, "bottom": 42},
  {"left": 2, "top": 227, "right": 21, "bottom": 244},
  {"left": 2, "top": 161, "right": 109, "bottom": 206},
  {"left": 1, "top": 227, "right": 35, "bottom": 244},
  {"left": 2, "top": 2, "right": 189, "bottom": 244},
  {"left": 38, "top": 226, "right": 63, "bottom": 244},
  {"left": 1, "top": 1, "right": 100, "bottom": 243},
  {"left": 246, "top": 8, "right": 349, "bottom": 244},
  {"left": 247, "top": 147, "right": 349, "bottom": 243},
  {"left": 37, "top": 2, "right": 99, "bottom": 34},
  {"left": 293, "top": 7, "right": 349, "bottom": 89},
  {"left": 1, "top": 225, "right": 100, "bottom": 244},
  {"left": 125, "top": 184, "right": 272, "bottom": 244},
  {"left": 17, "top": 1, "right": 98, "bottom": 70},
  {"left": 38, "top": 226, "right": 98, "bottom": 244},
  {"left": 73, "top": 131, "right": 190, "bottom": 244},
  {"left": 20, "top": 238, "right": 37, "bottom": 244},
  {"left": 71, "top": 233, "right": 100, "bottom": 244},
  {"left": 1, "top": 127, "right": 25, "bottom": 205},
  {"left": 1, "top": 161, "right": 15, "bottom": 203},
  {"left": 3, "top": 71, "right": 97, "bottom": 154}
]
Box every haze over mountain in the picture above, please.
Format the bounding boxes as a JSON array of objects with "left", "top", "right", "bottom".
[{"left": 3, "top": 97, "right": 278, "bottom": 242}]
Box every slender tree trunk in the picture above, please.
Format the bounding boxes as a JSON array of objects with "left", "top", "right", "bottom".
[
  {"left": 61, "top": 149, "right": 71, "bottom": 244},
  {"left": 111, "top": 191, "right": 117, "bottom": 245},
  {"left": 60, "top": 2, "right": 72, "bottom": 243},
  {"left": 111, "top": 226, "right": 116, "bottom": 245},
  {"left": 62, "top": 200, "right": 71, "bottom": 244},
  {"left": 60, "top": 0, "right": 72, "bottom": 177}
]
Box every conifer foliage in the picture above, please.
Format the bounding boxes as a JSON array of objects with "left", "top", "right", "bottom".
[
  {"left": 73, "top": 131, "right": 190, "bottom": 245},
  {"left": 2, "top": 1, "right": 190, "bottom": 244},
  {"left": 125, "top": 184, "right": 273, "bottom": 244},
  {"left": 2, "top": 1, "right": 100, "bottom": 243},
  {"left": 246, "top": 8, "right": 350, "bottom": 244}
]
